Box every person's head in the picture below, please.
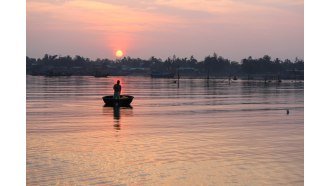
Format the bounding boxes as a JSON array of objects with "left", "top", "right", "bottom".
[{"left": 117, "top": 80, "right": 120, "bottom": 84}]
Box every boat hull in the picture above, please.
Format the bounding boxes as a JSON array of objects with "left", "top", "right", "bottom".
[{"left": 102, "top": 95, "right": 134, "bottom": 107}]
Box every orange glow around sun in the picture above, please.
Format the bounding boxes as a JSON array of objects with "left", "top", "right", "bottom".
[{"left": 115, "top": 50, "right": 124, "bottom": 58}]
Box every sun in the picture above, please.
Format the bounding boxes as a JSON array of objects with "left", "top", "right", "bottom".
[{"left": 115, "top": 50, "right": 124, "bottom": 58}]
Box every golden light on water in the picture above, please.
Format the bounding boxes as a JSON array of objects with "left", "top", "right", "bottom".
[{"left": 27, "top": 76, "right": 304, "bottom": 185}]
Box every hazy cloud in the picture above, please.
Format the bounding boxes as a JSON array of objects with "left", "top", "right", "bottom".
[{"left": 27, "top": 0, "right": 304, "bottom": 61}]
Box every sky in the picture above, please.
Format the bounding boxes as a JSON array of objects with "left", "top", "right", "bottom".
[{"left": 26, "top": 0, "right": 304, "bottom": 61}]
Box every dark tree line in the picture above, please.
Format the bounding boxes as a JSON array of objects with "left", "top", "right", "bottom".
[
  {"left": 26, "top": 53, "right": 304, "bottom": 79},
  {"left": 241, "top": 55, "right": 303, "bottom": 75}
]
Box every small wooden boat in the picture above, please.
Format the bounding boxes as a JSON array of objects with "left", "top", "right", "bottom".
[{"left": 102, "top": 95, "right": 134, "bottom": 107}]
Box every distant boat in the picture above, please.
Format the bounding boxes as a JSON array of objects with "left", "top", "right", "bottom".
[
  {"left": 93, "top": 72, "right": 109, "bottom": 77},
  {"left": 150, "top": 71, "right": 174, "bottom": 78},
  {"left": 44, "top": 72, "right": 72, "bottom": 77},
  {"left": 102, "top": 95, "right": 134, "bottom": 107},
  {"left": 94, "top": 74, "right": 108, "bottom": 78},
  {"left": 233, "top": 76, "right": 238, "bottom": 80}
]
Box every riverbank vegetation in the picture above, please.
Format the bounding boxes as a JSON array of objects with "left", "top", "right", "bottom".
[{"left": 26, "top": 53, "right": 304, "bottom": 79}]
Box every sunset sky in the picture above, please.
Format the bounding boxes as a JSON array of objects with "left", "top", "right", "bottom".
[{"left": 26, "top": 0, "right": 303, "bottom": 61}]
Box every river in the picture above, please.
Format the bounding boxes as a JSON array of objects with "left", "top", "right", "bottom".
[{"left": 27, "top": 75, "right": 304, "bottom": 185}]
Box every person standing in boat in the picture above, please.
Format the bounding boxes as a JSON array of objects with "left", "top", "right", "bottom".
[{"left": 113, "top": 80, "right": 121, "bottom": 99}]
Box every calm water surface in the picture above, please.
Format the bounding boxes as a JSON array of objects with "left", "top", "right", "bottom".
[{"left": 27, "top": 75, "right": 304, "bottom": 186}]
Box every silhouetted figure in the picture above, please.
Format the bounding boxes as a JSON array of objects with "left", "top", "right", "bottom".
[
  {"left": 287, "top": 109, "right": 290, "bottom": 115},
  {"left": 277, "top": 75, "right": 282, "bottom": 83},
  {"left": 113, "top": 80, "right": 121, "bottom": 99}
]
